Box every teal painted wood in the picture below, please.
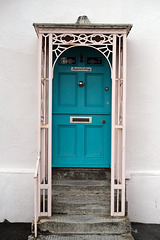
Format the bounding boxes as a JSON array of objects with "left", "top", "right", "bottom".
[
  {"left": 52, "top": 115, "right": 111, "bottom": 168},
  {"left": 52, "top": 47, "right": 111, "bottom": 168},
  {"left": 53, "top": 47, "right": 111, "bottom": 115}
]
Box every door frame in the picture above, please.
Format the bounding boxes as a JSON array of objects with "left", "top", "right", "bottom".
[{"left": 34, "top": 19, "right": 132, "bottom": 218}]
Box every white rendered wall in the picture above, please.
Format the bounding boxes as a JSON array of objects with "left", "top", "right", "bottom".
[{"left": 0, "top": 0, "right": 160, "bottom": 223}]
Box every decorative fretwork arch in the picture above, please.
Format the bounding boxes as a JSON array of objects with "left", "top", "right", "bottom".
[
  {"left": 33, "top": 18, "right": 132, "bottom": 237},
  {"left": 51, "top": 33, "right": 113, "bottom": 70}
]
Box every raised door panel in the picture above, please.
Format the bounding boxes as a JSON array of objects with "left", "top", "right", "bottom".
[
  {"left": 84, "top": 125, "right": 104, "bottom": 157},
  {"left": 58, "top": 73, "right": 77, "bottom": 107},
  {"left": 57, "top": 126, "right": 77, "bottom": 158},
  {"left": 85, "top": 73, "right": 104, "bottom": 108}
]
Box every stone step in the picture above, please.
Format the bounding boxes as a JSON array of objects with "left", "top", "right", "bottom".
[
  {"left": 52, "top": 180, "right": 111, "bottom": 194},
  {"left": 53, "top": 179, "right": 111, "bottom": 186},
  {"left": 38, "top": 215, "right": 131, "bottom": 235},
  {"left": 52, "top": 185, "right": 110, "bottom": 193},
  {"left": 34, "top": 234, "right": 134, "bottom": 240},
  {"left": 52, "top": 202, "right": 110, "bottom": 215},
  {"left": 53, "top": 191, "right": 110, "bottom": 201},
  {"left": 52, "top": 180, "right": 111, "bottom": 187},
  {"left": 52, "top": 186, "right": 110, "bottom": 205},
  {"left": 52, "top": 168, "right": 111, "bottom": 181}
]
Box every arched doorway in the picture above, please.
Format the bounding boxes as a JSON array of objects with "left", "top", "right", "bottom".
[{"left": 52, "top": 46, "right": 111, "bottom": 168}]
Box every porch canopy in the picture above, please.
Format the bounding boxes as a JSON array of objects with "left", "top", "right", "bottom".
[
  {"left": 33, "top": 16, "right": 132, "bottom": 225},
  {"left": 33, "top": 22, "right": 132, "bottom": 35}
]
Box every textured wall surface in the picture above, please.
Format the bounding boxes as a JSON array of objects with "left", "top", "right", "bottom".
[{"left": 0, "top": 0, "right": 160, "bottom": 223}]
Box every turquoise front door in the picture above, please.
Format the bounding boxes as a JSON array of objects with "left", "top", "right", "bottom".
[{"left": 52, "top": 47, "right": 111, "bottom": 168}]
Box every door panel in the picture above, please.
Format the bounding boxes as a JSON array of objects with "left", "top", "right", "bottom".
[
  {"left": 58, "top": 73, "right": 77, "bottom": 107},
  {"left": 57, "top": 125, "right": 77, "bottom": 158},
  {"left": 85, "top": 73, "right": 104, "bottom": 107},
  {"left": 84, "top": 125, "right": 103, "bottom": 157}
]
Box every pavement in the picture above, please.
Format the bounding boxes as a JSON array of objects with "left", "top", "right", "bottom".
[
  {"left": 131, "top": 223, "right": 160, "bottom": 240},
  {"left": 0, "top": 221, "right": 31, "bottom": 240},
  {"left": 0, "top": 221, "right": 160, "bottom": 240}
]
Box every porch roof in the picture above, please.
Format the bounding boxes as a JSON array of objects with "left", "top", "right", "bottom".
[{"left": 33, "top": 22, "right": 132, "bottom": 36}]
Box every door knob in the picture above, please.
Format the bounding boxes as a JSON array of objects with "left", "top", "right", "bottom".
[
  {"left": 105, "top": 87, "right": 109, "bottom": 91},
  {"left": 78, "top": 81, "right": 84, "bottom": 87},
  {"left": 101, "top": 120, "right": 105, "bottom": 124}
]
